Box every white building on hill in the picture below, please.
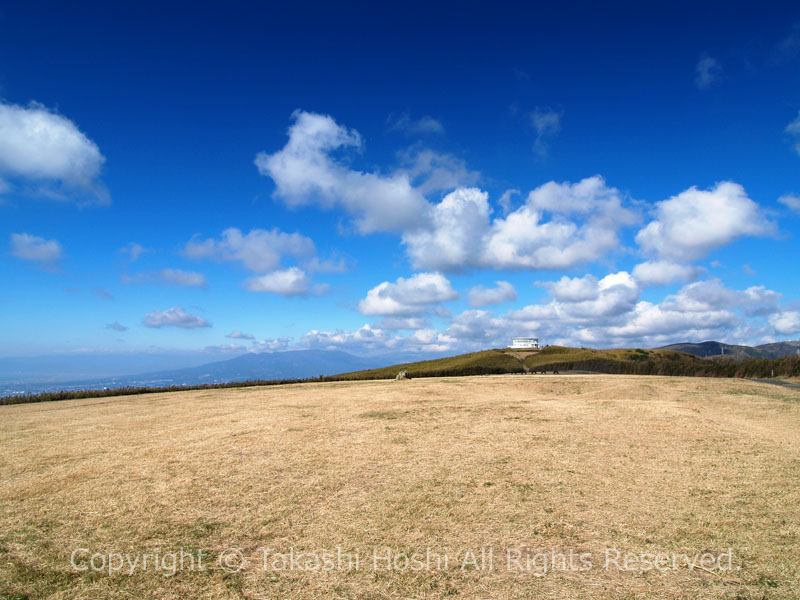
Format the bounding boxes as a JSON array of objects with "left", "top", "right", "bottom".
[{"left": 510, "top": 337, "right": 539, "bottom": 349}]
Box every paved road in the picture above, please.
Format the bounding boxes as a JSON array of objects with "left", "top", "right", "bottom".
[{"left": 750, "top": 379, "right": 800, "bottom": 391}]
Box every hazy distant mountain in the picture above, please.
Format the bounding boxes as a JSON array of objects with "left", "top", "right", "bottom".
[
  {"left": 0, "top": 350, "right": 244, "bottom": 384},
  {"left": 0, "top": 349, "right": 448, "bottom": 396},
  {"left": 658, "top": 340, "right": 800, "bottom": 359},
  {"left": 126, "top": 350, "right": 389, "bottom": 384}
]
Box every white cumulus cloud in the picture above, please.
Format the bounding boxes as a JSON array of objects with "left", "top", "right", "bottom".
[
  {"left": 245, "top": 267, "right": 315, "bottom": 296},
  {"left": 636, "top": 182, "right": 774, "bottom": 261},
  {"left": 440, "top": 309, "right": 508, "bottom": 345},
  {"left": 662, "top": 279, "right": 781, "bottom": 316},
  {"left": 600, "top": 301, "right": 738, "bottom": 345},
  {"left": 183, "top": 227, "right": 315, "bottom": 272},
  {"left": 255, "top": 113, "right": 781, "bottom": 278},
  {"left": 226, "top": 330, "right": 255, "bottom": 340},
  {"left": 510, "top": 272, "right": 640, "bottom": 335},
  {"left": 468, "top": 281, "right": 517, "bottom": 307},
  {"left": 403, "top": 187, "right": 491, "bottom": 271},
  {"left": 302, "top": 324, "right": 396, "bottom": 353},
  {"left": 255, "top": 110, "right": 430, "bottom": 233},
  {"left": 541, "top": 274, "right": 600, "bottom": 302},
  {"left": 142, "top": 307, "right": 211, "bottom": 329},
  {"left": 372, "top": 317, "right": 429, "bottom": 330},
  {"left": 405, "top": 176, "right": 636, "bottom": 272},
  {"left": 0, "top": 101, "right": 108, "bottom": 203},
  {"left": 632, "top": 261, "right": 703, "bottom": 287},
  {"left": 768, "top": 311, "right": 800, "bottom": 335},
  {"left": 358, "top": 272, "right": 458, "bottom": 316},
  {"left": 510, "top": 277, "right": 784, "bottom": 348},
  {"left": 486, "top": 177, "right": 637, "bottom": 270},
  {"left": 10, "top": 233, "right": 63, "bottom": 262}
]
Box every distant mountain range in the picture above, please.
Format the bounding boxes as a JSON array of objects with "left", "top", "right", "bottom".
[
  {"left": 658, "top": 340, "right": 800, "bottom": 359},
  {"left": 0, "top": 349, "right": 448, "bottom": 396},
  {"left": 116, "top": 350, "right": 392, "bottom": 385}
]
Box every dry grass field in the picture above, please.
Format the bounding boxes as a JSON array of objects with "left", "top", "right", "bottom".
[{"left": 1, "top": 375, "right": 799, "bottom": 599}]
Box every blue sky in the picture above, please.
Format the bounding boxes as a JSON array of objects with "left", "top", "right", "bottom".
[{"left": 1, "top": 1, "right": 800, "bottom": 359}]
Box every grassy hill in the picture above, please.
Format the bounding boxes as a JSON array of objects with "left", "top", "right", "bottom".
[
  {"left": 332, "top": 349, "right": 525, "bottom": 380},
  {"left": 523, "top": 345, "right": 800, "bottom": 378},
  {"left": 336, "top": 345, "right": 800, "bottom": 380},
  {"left": 658, "top": 340, "right": 760, "bottom": 358},
  {"left": 333, "top": 345, "right": 719, "bottom": 379},
  {"left": 660, "top": 339, "right": 800, "bottom": 359},
  {"left": 523, "top": 345, "right": 707, "bottom": 374}
]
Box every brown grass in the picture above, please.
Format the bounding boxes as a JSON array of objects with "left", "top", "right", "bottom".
[{"left": 1, "top": 375, "right": 799, "bottom": 599}]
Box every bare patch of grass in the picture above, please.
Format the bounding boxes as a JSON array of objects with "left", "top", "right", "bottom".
[{"left": 358, "top": 409, "right": 407, "bottom": 420}]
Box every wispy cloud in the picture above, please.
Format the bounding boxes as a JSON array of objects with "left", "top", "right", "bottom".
[
  {"left": 512, "top": 67, "right": 531, "bottom": 81},
  {"left": 786, "top": 112, "right": 800, "bottom": 156},
  {"left": 386, "top": 112, "right": 444, "bottom": 135},
  {"left": 395, "top": 147, "right": 479, "bottom": 196},
  {"left": 105, "top": 321, "right": 128, "bottom": 332},
  {"left": 778, "top": 194, "right": 800, "bottom": 212},
  {"left": 776, "top": 21, "right": 800, "bottom": 62},
  {"left": 529, "top": 107, "right": 562, "bottom": 159},
  {"left": 120, "top": 242, "right": 151, "bottom": 263},
  {"left": 122, "top": 269, "right": 208, "bottom": 288},
  {"left": 695, "top": 54, "right": 722, "bottom": 89},
  {"left": 498, "top": 189, "right": 520, "bottom": 215},
  {"left": 159, "top": 269, "right": 207, "bottom": 287}
]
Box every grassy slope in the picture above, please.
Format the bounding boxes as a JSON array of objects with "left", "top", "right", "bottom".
[
  {"left": 524, "top": 346, "right": 800, "bottom": 378},
  {"left": 659, "top": 341, "right": 761, "bottom": 358},
  {"left": 333, "top": 349, "right": 525, "bottom": 380},
  {"left": 334, "top": 346, "right": 711, "bottom": 380},
  {"left": 336, "top": 345, "right": 800, "bottom": 380},
  {"left": 524, "top": 346, "right": 703, "bottom": 369},
  {"left": 660, "top": 340, "right": 800, "bottom": 359}
]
